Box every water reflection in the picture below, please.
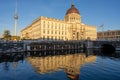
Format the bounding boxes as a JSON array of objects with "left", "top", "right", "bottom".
[
  {"left": 0, "top": 53, "right": 24, "bottom": 71},
  {"left": 27, "top": 52, "right": 97, "bottom": 80},
  {"left": 0, "top": 49, "right": 120, "bottom": 80}
]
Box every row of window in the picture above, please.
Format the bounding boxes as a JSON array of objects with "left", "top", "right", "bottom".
[
  {"left": 98, "top": 36, "right": 120, "bottom": 39},
  {"left": 98, "top": 31, "right": 120, "bottom": 36},
  {"left": 42, "top": 30, "right": 66, "bottom": 35},
  {"left": 42, "top": 25, "right": 66, "bottom": 30},
  {"left": 65, "top": 17, "right": 80, "bottom": 21},
  {"left": 42, "top": 36, "right": 66, "bottom": 40},
  {"left": 43, "top": 21, "right": 67, "bottom": 28},
  {"left": 69, "top": 17, "right": 80, "bottom": 22}
]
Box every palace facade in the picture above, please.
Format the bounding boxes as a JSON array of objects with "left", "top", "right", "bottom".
[{"left": 21, "top": 3, "right": 97, "bottom": 40}]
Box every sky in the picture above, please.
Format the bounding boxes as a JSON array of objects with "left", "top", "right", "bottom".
[{"left": 0, "top": 0, "right": 120, "bottom": 37}]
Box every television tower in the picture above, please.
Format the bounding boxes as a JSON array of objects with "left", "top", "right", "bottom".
[{"left": 14, "top": 0, "right": 18, "bottom": 36}]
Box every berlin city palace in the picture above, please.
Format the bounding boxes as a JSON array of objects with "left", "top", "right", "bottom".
[{"left": 21, "top": 3, "right": 97, "bottom": 41}]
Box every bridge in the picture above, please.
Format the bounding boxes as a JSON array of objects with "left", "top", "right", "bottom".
[
  {"left": 88, "top": 40, "right": 120, "bottom": 49},
  {"left": 23, "top": 40, "right": 120, "bottom": 53},
  {"left": 0, "top": 40, "right": 120, "bottom": 54}
]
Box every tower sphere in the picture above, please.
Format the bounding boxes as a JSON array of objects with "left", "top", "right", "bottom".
[{"left": 14, "top": 14, "right": 18, "bottom": 19}]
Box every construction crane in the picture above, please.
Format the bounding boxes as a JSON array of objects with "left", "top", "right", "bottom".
[{"left": 100, "top": 24, "right": 104, "bottom": 40}]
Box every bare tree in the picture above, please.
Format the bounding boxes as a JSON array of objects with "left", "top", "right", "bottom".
[{"left": 3, "top": 30, "right": 11, "bottom": 40}]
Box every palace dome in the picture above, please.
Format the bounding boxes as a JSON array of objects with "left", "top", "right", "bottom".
[{"left": 66, "top": 4, "right": 80, "bottom": 15}]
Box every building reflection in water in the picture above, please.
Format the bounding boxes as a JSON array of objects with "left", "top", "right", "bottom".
[
  {"left": 27, "top": 52, "right": 97, "bottom": 80},
  {"left": 0, "top": 53, "right": 24, "bottom": 71}
]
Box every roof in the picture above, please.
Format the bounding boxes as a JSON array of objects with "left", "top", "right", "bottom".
[{"left": 66, "top": 4, "right": 80, "bottom": 15}]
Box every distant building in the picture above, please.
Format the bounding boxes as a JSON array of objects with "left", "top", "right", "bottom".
[
  {"left": 97, "top": 30, "right": 120, "bottom": 41},
  {"left": 10, "top": 36, "right": 20, "bottom": 41},
  {"left": 0, "top": 38, "right": 1, "bottom": 40},
  {"left": 21, "top": 3, "right": 97, "bottom": 41}
]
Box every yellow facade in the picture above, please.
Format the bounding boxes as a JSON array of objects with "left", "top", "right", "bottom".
[{"left": 21, "top": 3, "right": 97, "bottom": 40}]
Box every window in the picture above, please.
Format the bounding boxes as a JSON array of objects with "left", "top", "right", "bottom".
[
  {"left": 43, "top": 30, "right": 45, "bottom": 33},
  {"left": 47, "top": 36, "right": 49, "bottom": 40},
  {"left": 118, "top": 31, "right": 120, "bottom": 35},
  {"left": 47, "top": 31, "right": 49, "bottom": 34},
  {"left": 43, "top": 36, "right": 45, "bottom": 40},
  {"left": 55, "top": 25, "right": 57, "bottom": 29},
  {"left": 51, "top": 36, "right": 53, "bottom": 40},
  {"left": 51, "top": 22, "right": 53, "bottom": 26},
  {"left": 112, "top": 32, "right": 114, "bottom": 35},
  {"left": 48, "top": 22, "right": 49, "bottom": 28},
  {"left": 62, "top": 37, "right": 63, "bottom": 39},
  {"left": 59, "top": 37, "right": 60, "bottom": 40},
  {"left": 55, "top": 37, "right": 57, "bottom": 40},
  {"left": 59, "top": 24, "right": 60, "bottom": 28},
  {"left": 51, "top": 31, "right": 53, "bottom": 34},
  {"left": 62, "top": 32, "right": 63, "bottom": 35},
  {"left": 43, "top": 21, "right": 45, "bottom": 27}
]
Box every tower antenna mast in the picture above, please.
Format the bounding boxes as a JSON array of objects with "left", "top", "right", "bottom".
[{"left": 14, "top": 0, "right": 18, "bottom": 36}]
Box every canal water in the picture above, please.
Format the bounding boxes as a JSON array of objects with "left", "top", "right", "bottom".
[{"left": 0, "top": 50, "right": 120, "bottom": 80}]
